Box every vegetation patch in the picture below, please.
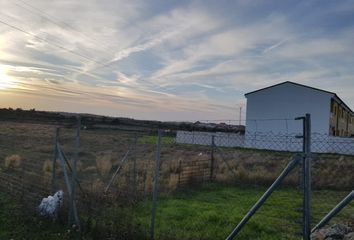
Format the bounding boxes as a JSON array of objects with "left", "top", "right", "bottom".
[
  {"left": 4, "top": 154, "right": 23, "bottom": 168},
  {"left": 0, "top": 192, "right": 80, "bottom": 240},
  {"left": 139, "top": 135, "right": 175, "bottom": 145},
  {"left": 133, "top": 184, "right": 354, "bottom": 240}
]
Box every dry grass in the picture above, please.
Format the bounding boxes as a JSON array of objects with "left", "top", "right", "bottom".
[
  {"left": 144, "top": 173, "right": 153, "bottom": 193},
  {"left": 91, "top": 178, "right": 105, "bottom": 194},
  {"left": 42, "top": 159, "right": 82, "bottom": 174},
  {"left": 168, "top": 174, "right": 180, "bottom": 190},
  {"left": 168, "top": 158, "right": 181, "bottom": 174},
  {"left": 42, "top": 159, "right": 52, "bottom": 173},
  {"left": 235, "top": 165, "right": 248, "bottom": 182},
  {"left": 83, "top": 165, "right": 97, "bottom": 173},
  {"left": 4, "top": 154, "right": 23, "bottom": 168},
  {"left": 75, "top": 160, "right": 83, "bottom": 172},
  {"left": 95, "top": 151, "right": 113, "bottom": 176},
  {"left": 1, "top": 120, "right": 353, "bottom": 201}
]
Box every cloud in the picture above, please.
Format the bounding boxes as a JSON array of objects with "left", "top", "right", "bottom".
[
  {"left": 149, "top": 15, "right": 293, "bottom": 87},
  {"left": 0, "top": 0, "right": 354, "bottom": 120},
  {"left": 262, "top": 39, "right": 288, "bottom": 54}
]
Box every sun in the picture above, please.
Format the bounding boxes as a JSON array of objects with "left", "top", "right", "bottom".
[{"left": 0, "top": 66, "right": 16, "bottom": 90}]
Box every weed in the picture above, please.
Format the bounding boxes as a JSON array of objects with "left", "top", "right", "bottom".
[
  {"left": 95, "top": 151, "right": 112, "bottom": 176},
  {"left": 42, "top": 159, "right": 53, "bottom": 173},
  {"left": 4, "top": 154, "right": 23, "bottom": 168}
]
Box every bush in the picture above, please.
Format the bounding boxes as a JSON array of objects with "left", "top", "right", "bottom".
[
  {"left": 4, "top": 154, "right": 23, "bottom": 168},
  {"left": 95, "top": 151, "right": 112, "bottom": 176},
  {"left": 42, "top": 160, "right": 52, "bottom": 173}
]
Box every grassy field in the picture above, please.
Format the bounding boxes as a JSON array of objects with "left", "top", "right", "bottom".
[
  {"left": 0, "top": 192, "right": 81, "bottom": 240},
  {"left": 133, "top": 184, "right": 354, "bottom": 240},
  {"left": 1, "top": 179, "right": 353, "bottom": 239},
  {"left": 0, "top": 121, "right": 353, "bottom": 239}
]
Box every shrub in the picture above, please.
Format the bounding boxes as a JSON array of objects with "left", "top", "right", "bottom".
[
  {"left": 4, "top": 154, "right": 23, "bottom": 168},
  {"left": 168, "top": 174, "right": 179, "bottom": 190},
  {"left": 42, "top": 160, "right": 52, "bottom": 173},
  {"left": 96, "top": 151, "right": 112, "bottom": 176},
  {"left": 168, "top": 158, "right": 182, "bottom": 174}
]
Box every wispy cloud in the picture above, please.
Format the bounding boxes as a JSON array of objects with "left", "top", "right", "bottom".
[
  {"left": 0, "top": 0, "right": 354, "bottom": 120},
  {"left": 262, "top": 39, "right": 288, "bottom": 54}
]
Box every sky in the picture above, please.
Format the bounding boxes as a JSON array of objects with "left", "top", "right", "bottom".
[{"left": 0, "top": 0, "right": 354, "bottom": 122}]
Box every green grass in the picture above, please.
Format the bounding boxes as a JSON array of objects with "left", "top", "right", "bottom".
[
  {"left": 0, "top": 192, "right": 81, "bottom": 240},
  {"left": 139, "top": 135, "right": 176, "bottom": 145},
  {"left": 1, "top": 185, "right": 352, "bottom": 239},
  {"left": 133, "top": 184, "right": 354, "bottom": 240}
]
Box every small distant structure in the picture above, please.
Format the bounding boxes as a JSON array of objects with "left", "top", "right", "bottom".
[
  {"left": 193, "top": 121, "right": 245, "bottom": 134},
  {"left": 245, "top": 81, "right": 354, "bottom": 136},
  {"left": 38, "top": 190, "right": 64, "bottom": 220}
]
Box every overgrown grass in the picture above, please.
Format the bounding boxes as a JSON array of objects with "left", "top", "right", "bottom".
[
  {"left": 1, "top": 122, "right": 353, "bottom": 239},
  {"left": 0, "top": 192, "right": 81, "bottom": 240},
  {"left": 1, "top": 184, "right": 352, "bottom": 239},
  {"left": 133, "top": 184, "right": 354, "bottom": 240}
]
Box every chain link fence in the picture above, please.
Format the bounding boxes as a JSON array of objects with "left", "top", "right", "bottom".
[
  {"left": 311, "top": 154, "right": 354, "bottom": 237},
  {"left": 0, "top": 118, "right": 353, "bottom": 239},
  {"left": 149, "top": 132, "right": 305, "bottom": 239}
]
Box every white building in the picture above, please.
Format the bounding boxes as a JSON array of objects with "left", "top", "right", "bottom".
[
  {"left": 175, "top": 82, "right": 354, "bottom": 154},
  {"left": 245, "top": 81, "right": 354, "bottom": 136}
]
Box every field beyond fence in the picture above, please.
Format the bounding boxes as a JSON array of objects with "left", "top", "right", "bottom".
[{"left": 0, "top": 120, "right": 353, "bottom": 239}]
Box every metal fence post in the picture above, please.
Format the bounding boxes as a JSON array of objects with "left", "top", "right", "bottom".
[
  {"left": 132, "top": 134, "right": 138, "bottom": 200},
  {"left": 150, "top": 129, "right": 162, "bottom": 240},
  {"left": 303, "top": 113, "right": 312, "bottom": 240},
  {"left": 52, "top": 128, "right": 59, "bottom": 194},
  {"left": 69, "top": 116, "right": 81, "bottom": 229},
  {"left": 57, "top": 144, "right": 72, "bottom": 201},
  {"left": 178, "top": 159, "right": 182, "bottom": 187},
  {"left": 210, "top": 135, "right": 215, "bottom": 181},
  {"left": 104, "top": 147, "right": 132, "bottom": 193},
  {"left": 226, "top": 154, "right": 302, "bottom": 240},
  {"left": 312, "top": 189, "right": 354, "bottom": 233}
]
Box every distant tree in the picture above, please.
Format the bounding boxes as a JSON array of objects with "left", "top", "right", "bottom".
[{"left": 112, "top": 118, "right": 121, "bottom": 124}]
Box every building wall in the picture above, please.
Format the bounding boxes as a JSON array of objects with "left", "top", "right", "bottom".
[
  {"left": 330, "top": 99, "right": 354, "bottom": 137},
  {"left": 176, "top": 131, "right": 245, "bottom": 147},
  {"left": 349, "top": 116, "right": 354, "bottom": 136},
  {"left": 176, "top": 130, "right": 354, "bottom": 155},
  {"left": 330, "top": 99, "right": 338, "bottom": 135},
  {"left": 245, "top": 83, "right": 333, "bottom": 135}
]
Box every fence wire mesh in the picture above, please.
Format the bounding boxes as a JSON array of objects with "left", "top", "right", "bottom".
[
  {"left": 0, "top": 119, "right": 353, "bottom": 239},
  {"left": 311, "top": 155, "right": 354, "bottom": 235},
  {"left": 149, "top": 133, "right": 305, "bottom": 239}
]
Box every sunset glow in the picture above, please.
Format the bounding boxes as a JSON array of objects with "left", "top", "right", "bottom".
[
  {"left": 0, "top": 66, "right": 16, "bottom": 90},
  {"left": 0, "top": 1, "right": 353, "bottom": 121}
]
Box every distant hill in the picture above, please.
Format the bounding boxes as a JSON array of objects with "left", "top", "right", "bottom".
[{"left": 0, "top": 108, "right": 245, "bottom": 134}]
